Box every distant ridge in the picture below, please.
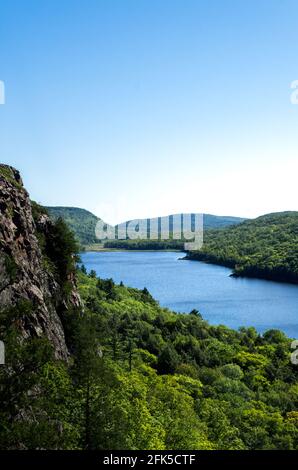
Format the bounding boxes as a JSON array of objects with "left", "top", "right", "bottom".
[{"left": 46, "top": 206, "right": 247, "bottom": 247}]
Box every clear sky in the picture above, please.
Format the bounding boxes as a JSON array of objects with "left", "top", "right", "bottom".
[{"left": 0, "top": 0, "right": 297, "bottom": 224}]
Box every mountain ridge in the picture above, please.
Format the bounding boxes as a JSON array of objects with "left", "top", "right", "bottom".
[{"left": 46, "top": 206, "right": 247, "bottom": 247}]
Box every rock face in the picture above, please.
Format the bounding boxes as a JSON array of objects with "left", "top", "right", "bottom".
[{"left": 0, "top": 164, "right": 81, "bottom": 360}]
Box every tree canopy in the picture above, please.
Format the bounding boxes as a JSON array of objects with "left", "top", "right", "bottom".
[{"left": 187, "top": 212, "right": 298, "bottom": 284}]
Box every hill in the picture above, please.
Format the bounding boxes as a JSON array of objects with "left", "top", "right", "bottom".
[
  {"left": 115, "top": 213, "right": 246, "bottom": 234},
  {"left": 105, "top": 213, "right": 246, "bottom": 250},
  {"left": 46, "top": 208, "right": 246, "bottom": 249},
  {"left": 203, "top": 213, "right": 247, "bottom": 229},
  {"left": 46, "top": 206, "right": 101, "bottom": 246},
  {"left": 186, "top": 211, "right": 298, "bottom": 284}
]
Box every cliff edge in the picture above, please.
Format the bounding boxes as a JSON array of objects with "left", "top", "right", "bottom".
[{"left": 0, "top": 164, "right": 81, "bottom": 360}]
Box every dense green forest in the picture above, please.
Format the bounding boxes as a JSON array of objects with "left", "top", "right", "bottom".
[
  {"left": 104, "top": 239, "right": 184, "bottom": 250},
  {"left": 46, "top": 206, "right": 102, "bottom": 246},
  {"left": 1, "top": 216, "right": 297, "bottom": 450},
  {"left": 186, "top": 212, "right": 298, "bottom": 284}
]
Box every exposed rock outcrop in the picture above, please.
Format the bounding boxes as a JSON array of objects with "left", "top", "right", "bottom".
[{"left": 0, "top": 164, "right": 81, "bottom": 360}]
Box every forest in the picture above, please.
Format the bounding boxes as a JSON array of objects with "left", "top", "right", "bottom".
[
  {"left": 0, "top": 216, "right": 297, "bottom": 450},
  {"left": 46, "top": 206, "right": 101, "bottom": 246},
  {"left": 186, "top": 212, "right": 298, "bottom": 284},
  {"left": 103, "top": 239, "right": 184, "bottom": 250}
]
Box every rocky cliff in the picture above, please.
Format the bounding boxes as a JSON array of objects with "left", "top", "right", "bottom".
[{"left": 0, "top": 164, "right": 81, "bottom": 360}]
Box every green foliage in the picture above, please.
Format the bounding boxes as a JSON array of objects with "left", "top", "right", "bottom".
[
  {"left": 31, "top": 200, "right": 50, "bottom": 220},
  {"left": 44, "top": 218, "right": 79, "bottom": 285},
  {"left": 46, "top": 207, "right": 101, "bottom": 246},
  {"left": 0, "top": 270, "right": 297, "bottom": 450},
  {"left": 73, "top": 270, "right": 297, "bottom": 450},
  {"left": 187, "top": 211, "right": 298, "bottom": 283},
  {"left": 0, "top": 302, "right": 59, "bottom": 449},
  {"left": 32, "top": 203, "right": 79, "bottom": 290},
  {"left": 103, "top": 239, "right": 184, "bottom": 250},
  {"left": 0, "top": 165, "right": 22, "bottom": 189}
]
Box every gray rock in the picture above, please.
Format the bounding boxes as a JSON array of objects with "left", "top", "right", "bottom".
[{"left": 0, "top": 164, "right": 81, "bottom": 360}]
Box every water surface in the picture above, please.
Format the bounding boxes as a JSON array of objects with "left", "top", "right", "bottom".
[{"left": 81, "top": 251, "right": 298, "bottom": 338}]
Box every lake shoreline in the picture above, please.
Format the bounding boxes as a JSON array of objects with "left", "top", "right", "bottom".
[
  {"left": 81, "top": 245, "right": 183, "bottom": 253},
  {"left": 82, "top": 247, "right": 298, "bottom": 286},
  {"left": 81, "top": 250, "right": 298, "bottom": 339},
  {"left": 184, "top": 255, "right": 298, "bottom": 286}
]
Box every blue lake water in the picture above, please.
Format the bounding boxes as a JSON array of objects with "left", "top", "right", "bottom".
[{"left": 81, "top": 251, "right": 298, "bottom": 338}]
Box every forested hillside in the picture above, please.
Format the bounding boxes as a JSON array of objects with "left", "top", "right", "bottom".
[
  {"left": 186, "top": 212, "right": 298, "bottom": 284},
  {"left": 46, "top": 206, "right": 101, "bottom": 245},
  {"left": 46, "top": 207, "right": 246, "bottom": 248},
  {"left": 103, "top": 214, "right": 246, "bottom": 250},
  {"left": 2, "top": 262, "right": 297, "bottom": 449}
]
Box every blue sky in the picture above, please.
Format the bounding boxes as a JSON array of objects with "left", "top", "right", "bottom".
[{"left": 0, "top": 0, "right": 297, "bottom": 224}]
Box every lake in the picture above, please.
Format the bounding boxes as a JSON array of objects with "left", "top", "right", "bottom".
[{"left": 81, "top": 251, "right": 298, "bottom": 338}]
